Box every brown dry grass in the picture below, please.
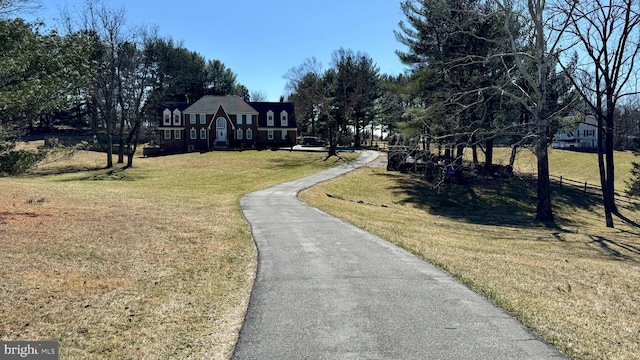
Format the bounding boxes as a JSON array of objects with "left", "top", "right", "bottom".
[
  {"left": 0, "top": 149, "right": 356, "bottom": 359},
  {"left": 300, "top": 150, "right": 640, "bottom": 360}
]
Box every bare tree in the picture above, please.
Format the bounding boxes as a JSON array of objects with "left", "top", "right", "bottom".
[
  {"left": 250, "top": 89, "right": 268, "bottom": 102},
  {"left": 285, "top": 58, "right": 342, "bottom": 158},
  {"left": 0, "top": 0, "right": 40, "bottom": 19},
  {"left": 62, "top": 0, "right": 137, "bottom": 168},
  {"left": 116, "top": 29, "right": 159, "bottom": 167},
  {"left": 495, "top": 0, "right": 577, "bottom": 222},
  {"left": 555, "top": 0, "right": 640, "bottom": 228}
]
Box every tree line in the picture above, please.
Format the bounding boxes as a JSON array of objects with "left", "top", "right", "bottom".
[
  {"left": 0, "top": 0, "right": 248, "bottom": 170},
  {"left": 284, "top": 0, "right": 640, "bottom": 228},
  {"left": 4, "top": 0, "right": 640, "bottom": 228}
]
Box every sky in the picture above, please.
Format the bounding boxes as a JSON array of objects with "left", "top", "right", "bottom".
[{"left": 29, "top": 0, "right": 410, "bottom": 102}]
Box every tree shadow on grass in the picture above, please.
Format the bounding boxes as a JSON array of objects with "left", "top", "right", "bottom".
[
  {"left": 265, "top": 154, "right": 347, "bottom": 170},
  {"left": 587, "top": 235, "right": 640, "bottom": 263},
  {"left": 378, "top": 170, "right": 603, "bottom": 229},
  {"left": 52, "top": 166, "right": 148, "bottom": 182},
  {"left": 25, "top": 164, "right": 106, "bottom": 177}
]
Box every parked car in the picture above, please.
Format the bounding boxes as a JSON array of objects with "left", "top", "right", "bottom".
[{"left": 301, "top": 137, "right": 326, "bottom": 146}]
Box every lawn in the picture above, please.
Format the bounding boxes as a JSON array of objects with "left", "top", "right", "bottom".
[
  {"left": 300, "top": 147, "right": 640, "bottom": 360},
  {"left": 0, "top": 147, "right": 356, "bottom": 359}
]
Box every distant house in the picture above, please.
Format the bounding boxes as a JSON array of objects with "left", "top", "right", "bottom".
[
  {"left": 552, "top": 115, "right": 598, "bottom": 150},
  {"left": 156, "top": 95, "right": 297, "bottom": 153}
]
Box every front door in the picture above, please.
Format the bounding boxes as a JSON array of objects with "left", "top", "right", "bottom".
[{"left": 216, "top": 117, "right": 227, "bottom": 142}]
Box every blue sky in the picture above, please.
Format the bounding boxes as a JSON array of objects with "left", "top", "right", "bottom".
[{"left": 32, "top": 0, "right": 409, "bottom": 101}]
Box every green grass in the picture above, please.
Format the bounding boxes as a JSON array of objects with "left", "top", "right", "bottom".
[
  {"left": 300, "top": 148, "right": 640, "bottom": 360},
  {"left": 0, "top": 149, "right": 357, "bottom": 359}
]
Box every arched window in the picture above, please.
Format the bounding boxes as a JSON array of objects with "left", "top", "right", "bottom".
[
  {"left": 216, "top": 117, "right": 226, "bottom": 129},
  {"left": 246, "top": 128, "right": 253, "bottom": 140},
  {"left": 200, "top": 128, "right": 207, "bottom": 139},
  {"left": 237, "top": 128, "right": 243, "bottom": 140},
  {"left": 190, "top": 128, "right": 197, "bottom": 139}
]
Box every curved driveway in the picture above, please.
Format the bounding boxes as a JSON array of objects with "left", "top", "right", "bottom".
[{"left": 233, "top": 151, "right": 565, "bottom": 359}]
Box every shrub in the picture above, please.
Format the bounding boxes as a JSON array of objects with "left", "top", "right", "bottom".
[{"left": 0, "top": 149, "right": 48, "bottom": 176}]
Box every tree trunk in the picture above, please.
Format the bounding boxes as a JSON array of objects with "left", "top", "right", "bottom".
[
  {"left": 106, "top": 131, "right": 113, "bottom": 168},
  {"left": 509, "top": 144, "right": 518, "bottom": 167},
  {"left": 598, "top": 110, "right": 616, "bottom": 227},
  {"left": 472, "top": 144, "right": 478, "bottom": 164},
  {"left": 117, "top": 136, "right": 125, "bottom": 163},
  {"left": 536, "top": 142, "right": 554, "bottom": 222},
  {"left": 484, "top": 139, "right": 494, "bottom": 171},
  {"left": 456, "top": 144, "right": 464, "bottom": 165}
]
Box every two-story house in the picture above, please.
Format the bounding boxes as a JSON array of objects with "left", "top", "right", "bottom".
[
  {"left": 552, "top": 115, "right": 598, "bottom": 150},
  {"left": 156, "top": 95, "right": 297, "bottom": 153}
]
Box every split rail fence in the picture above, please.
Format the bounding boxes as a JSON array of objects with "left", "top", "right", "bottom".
[{"left": 549, "top": 175, "right": 640, "bottom": 206}]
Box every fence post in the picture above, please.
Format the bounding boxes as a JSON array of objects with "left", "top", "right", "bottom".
[
  {"left": 584, "top": 182, "right": 588, "bottom": 194},
  {"left": 560, "top": 176, "right": 563, "bottom": 187}
]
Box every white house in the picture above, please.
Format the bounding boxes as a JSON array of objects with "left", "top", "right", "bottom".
[{"left": 552, "top": 115, "right": 598, "bottom": 150}]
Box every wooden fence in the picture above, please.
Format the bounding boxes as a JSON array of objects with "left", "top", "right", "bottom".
[{"left": 549, "top": 175, "right": 639, "bottom": 206}]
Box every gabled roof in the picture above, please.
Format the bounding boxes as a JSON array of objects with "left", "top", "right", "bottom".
[
  {"left": 248, "top": 101, "right": 295, "bottom": 115},
  {"left": 249, "top": 102, "right": 297, "bottom": 124},
  {"left": 184, "top": 95, "right": 258, "bottom": 115},
  {"left": 165, "top": 103, "right": 190, "bottom": 112}
]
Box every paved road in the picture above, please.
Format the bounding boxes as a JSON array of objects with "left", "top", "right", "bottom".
[{"left": 233, "top": 151, "right": 565, "bottom": 359}]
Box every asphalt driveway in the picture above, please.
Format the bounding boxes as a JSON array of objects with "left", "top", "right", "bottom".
[{"left": 233, "top": 150, "right": 565, "bottom": 359}]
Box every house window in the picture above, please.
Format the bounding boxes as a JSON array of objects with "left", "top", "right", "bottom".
[
  {"left": 280, "top": 111, "right": 288, "bottom": 126},
  {"left": 173, "top": 111, "right": 181, "bottom": 125},
  {"left": 164, "top": 130, "right": 171, "bottom": 139},
  {"left": 267, "top": 110, "right": 274, "bottom": 126},
  {"left": 200, "top": 128, "right": 207, "bottom": 139},
  {"left": 236, "top": 115, "right": 242, "bottom": 125},
  {"left": 163, "top": 110, "right": 171, "bottom": 125},
  {"left": 246, "top": 115, "right": 252, "bottom": 125},
  {"left": 199, "top": 114, "right": 206, "bottom": 124},
  {"left": 281, "top": 130, "right": 287, "bottom": 140},
  {"left": 174, "top": 130, "right": 181, "bottom": 139},
  {"left": 246, "top": 128, "right": 253, "bottom": 140},
  {"left": 267, "top": 130, "right": 274, "bottom": 140},
  {"left": 190, "top": 128, "right": 197, "bottom": 139},
  {"left": 237, "top": 128, "right": 243, "bottom": 139},
  {"left": 217, "top": 117, "right": 226, "bottom": 129},
  {"left": 190, "top": 114, "right": 196, "bottom": 124}
]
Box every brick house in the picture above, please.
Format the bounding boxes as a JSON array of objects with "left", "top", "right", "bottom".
[{"left": 157, "top": 95, "right": 297, "bottom": 153}]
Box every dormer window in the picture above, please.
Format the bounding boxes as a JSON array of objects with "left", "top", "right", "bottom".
[
  {"left": 163, "top": 109, "right": 171, "bottom": 125},
  {"left": 280, "top": 110, "right": 288, "bottom": 126},
  {"left": 173, "top": 110, "right": 181, "bottom": 125},
  {"left": 267, "top": 110, "right": 274, "bottom": 126}
]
